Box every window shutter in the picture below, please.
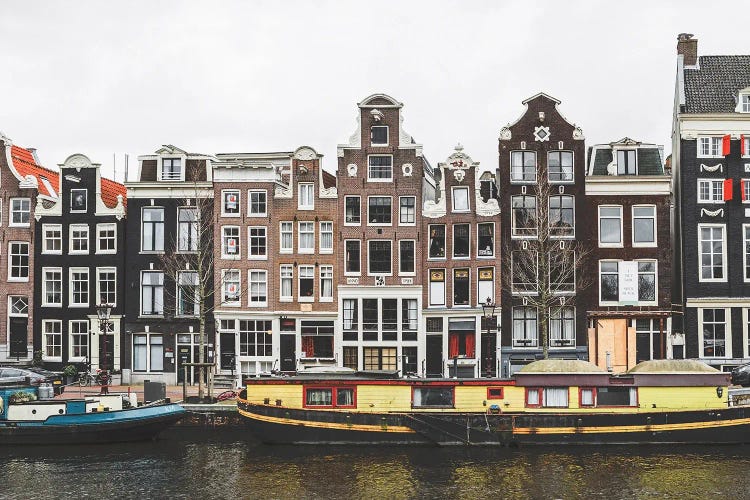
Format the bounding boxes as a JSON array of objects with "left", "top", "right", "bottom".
[
  {"left": 724, "top": 178, "right": 734, "bottom": 201},
  {"left": 723, "top": 135, "right": 732, "bottom": 156},
  {"left": 743, "top": 180, "right": 747, "bottom": 202},
  {"left": 743, "top": 135, "right": 747, "bottom": 156}
]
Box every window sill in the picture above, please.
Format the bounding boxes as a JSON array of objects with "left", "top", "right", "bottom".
[
  {"left": 477, "top": 254, "right": 495, "bottom": 259},
  {"left": 367, "top": 273, "right": 393, "bottom": 277},
  {"left": 9, "top": 224, "right": 31, "bottom": 228},
  {"left": 344, "top": 222, "right": 362, "bottom": 227},
  {"left": 632, "top": 243, "right": 657, "bottom": 248},
  {"left": 7, "top": 278, "right": 29, "bottom": 283},
  {"left": 319, "top": 298, "right": 333, "bottom": 303},
  {"left": 221, "top": 255, "right": 241, "bottom": 260},
  {"left": 452, "top": 256, "right": 470, "bottom": 260},
  {"left": 247, "top": 304, "right": 268, "bottom": 308},
  {"left": 697, "top": 201, "right": 725, "bottom": 205},
  {"left": 139, "top": 315, "right": 164, "bottom": 319},
  {"left": 221, "top": 213, "right": 241, "bottom": 218},
  {"left": 319, "top": 250, "right": 334, "bottom": 255},
  {"left": 427, "top": 257, "right": 447, "bottom": 261},
  {"left": 298, "top": 298, "right": 314, "bottom": 303},
  {"left": 68, "top": 252, "right": 90, "bottom": 256},
  {"left": 366, "top": 179, "right": 394, "bottom": 183},
  {"left": 398, "top": 223, "right": 416, "bottom": 227},
  {"left": 220, "top": 302, "right": 242, "bottom": 307},
  {"left": 511, "top": 235, "right": 539, "bottom": 240},
  {"left": 509, "top": 180, "right": 537, "bottom": 185},
  {"left": 367, "top": 223, "right": 393, "bottom": 227},
  {"left": 42, "top": 357, "right": 62, "bottom": 362},
  {"left": 279, "top": 250, "right": 293, "bottom": 254},
  {"left": 96, "top": 250, "right": 118, "bottom": 255},
  {"left": 69, "top": 304, "right": 89, "bottom": 308},
  {"left": 279, "top": 298, "right": 293, "bottom": 302},
  {"left": 298, "top": 250, "right": 315, "bottom": 255},
  {"left": 140, "top": 251, "right": 166, "bottom": 255},
  {"left": 248, "top": 256, "right": 268, "bottom": 261},
  {"left": 598, "top": 243, "right": 624, "bottom": 248},
  {"left": 42, "top": 251, "right": 63, "bottom": 255},
  {"left": 297, "top": 207, "right": 315, "bottom": 211},
  {"left": 42, "top": 304, "right": 63, "bottom": 308},
  {"left": 698, "top": 279, "right": 728, "bottom": 283},
  {"left": 247, "top": 213, "right": 267, "bottom": 218}
]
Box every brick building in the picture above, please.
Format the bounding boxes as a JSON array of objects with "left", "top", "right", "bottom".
[
  {"left": 422, "top": 145, "right": 500, "bottom": 377},
  {"left": 0, "top": 134, "right": 58, "bottom": 364},
  {"left": 585, "top": 138, "right": 672, "bottom": 372},
  {"left": 336, "top": 94, "right": 435, "bottom": 374}
]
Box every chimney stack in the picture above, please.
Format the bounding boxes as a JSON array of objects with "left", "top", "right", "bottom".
[
  {"left": 27, "top": 147, "right": 41, "bottom": 165},
  {"left": 677, "top": 33, "right": 698, "bottom": 66}
]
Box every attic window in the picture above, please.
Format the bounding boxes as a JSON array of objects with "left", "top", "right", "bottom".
[
  {"left": 742, "top": 94, "right": 750, "bottom": 113},
  {"left": 616, "top": 150, "right": 637, "bottom": 175},
  {"left": 161, "top": 158, "right": 182, "bottom": 181}
]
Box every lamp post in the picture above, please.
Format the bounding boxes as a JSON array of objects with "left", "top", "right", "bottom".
[
  {"left": 96, "top": 303, "right": 113, "bottom": 394},
  {"left": 481, "top": 297, "right": 497, "bottom": 378}
]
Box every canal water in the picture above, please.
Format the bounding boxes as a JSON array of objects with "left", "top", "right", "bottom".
[{"left": 3, "top": 431, "right": 750, "bottom": 499}]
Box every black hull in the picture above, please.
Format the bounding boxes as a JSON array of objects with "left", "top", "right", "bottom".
[
  {"left": 0, "top": 413, "right": 184, "bottom": 446},
  {"left": 238, "top": 400, "right": 750, "bottom": 446}
]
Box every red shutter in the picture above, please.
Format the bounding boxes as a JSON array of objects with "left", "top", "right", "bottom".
[
  {"left": 723, "top": 135, "right": 732, "bottom": 156},
  {"left": 743, "top": 180, "right": 747, "bottom": 201},
  {"left": 743, "top": 135, "right": 747, "bottom": 156},
  {"left": 448, "top": 333, "right": 459, "bottom": 358},
  {"left": 724, "top": 178, "right": 734, "bottom": 201}
]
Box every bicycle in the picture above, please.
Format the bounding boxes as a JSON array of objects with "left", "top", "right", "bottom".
[
  {"left": 78, "top": 368, "right": 112, "bottom": 387},
  {"left": 216, "top": 390, "right": 237, "bottom": 402}
]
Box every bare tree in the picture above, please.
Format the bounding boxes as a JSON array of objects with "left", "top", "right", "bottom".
[
  {"left": 158, "top": 161, "right": 225, "bottom": 400},
  {"left": 504, "top": 164, "right": 593, "bottom": 358}
]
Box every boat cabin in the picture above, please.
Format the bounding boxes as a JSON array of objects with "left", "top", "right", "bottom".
[{"left": 0, "top": 385, "right": 139, "bottom": 421}]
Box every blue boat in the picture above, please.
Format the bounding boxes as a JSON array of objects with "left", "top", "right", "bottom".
[{"left": 0, "top": 384, "right": 185, "bottom": 445}]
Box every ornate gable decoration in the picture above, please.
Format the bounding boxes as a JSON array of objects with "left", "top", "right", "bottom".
[{"left": 534, "top": 126, "right": 550, "bottom": 142}]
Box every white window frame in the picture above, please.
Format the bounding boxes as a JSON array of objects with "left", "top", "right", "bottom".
[
  {"left": 159, "top": 157, "right": 184, "bottom": 181},
  {"left": 298, "top": 183, "right": 315, "bottom": 210},
  {"left": 744, "top": 224, "right": 750, "bottom": 283},
  {"left": 697, "top": 136, "right": 723, "bottom": 158},
  {"left": 96, "top": 267, "right": 117, "bottom": 307},
  {"left": 598, "top": 260, "right": 620, "bottom": 306},
  {"left": 280, "top": 265, "right": 293, "bottom": 302},
  {"left": 42, "top": 224, "right": 62, "bottom": 254},
  {"left": 344, "top": 240, "right": 361, "bottom": 276},
  {"left": 547, "top": 150, "right": 574, "bottom": 183},
  {"left": 615, "top": 149, "right": 638, "bottom": 175},
  {"left": 511, "top": 195, "right": 538, "bottom": 239},
  {"left": 7, "top": 241, "right": 29, "bottom": 282},
  {"left": 221, "top": 225, "right": 241, "bottom": 259},
  {"left": 477, "top": 267, "right": 494, "bottom": 307},
  {"left": 344, "top": 196, "right": 361, "bottom": 226},
  {"left": 399, "top": 196, "right": 416, "bottom": 226},
  {"left": 298, "top": 265, "right": 315, "bottom": 302},
  {"left": 698, "top": 308, "right": 731, "bottom": 359},
  {"left": 70, "top": 189, "right": 88, "bottom": 213},
  {"left": 298, "top": 221, "right": 315, "bottom": 254},
  {"left": 371, "top": 125, "right": 389, "bottom": 146},
  {"left": 68, "top": 319, "right": 89, "bottom": 362},
  {"left": 222, "top": 269, "right": 241, "bottom": 306},
  {"left": 176, "top": 207, "right": 199, "bottom": 253},
  {"left": 367, "top": 196, "right": 393, "bottom": 226},
  {"left": 248, "top": 189, "right": 268, "bottom": 217},
  {"left": 636, "top": 260, "right": 658, "bottom": 305},
  {"left": 598, "top": 205, "right": 623, "bottom": 247},
  {"left": 9, "top": 198, "right": 30, "bottom": 227},
  {"left": 248, "top": 270, "right": 268, "bottom": 307},
  {"left": 320, "top": 265, "right": 333, "bottom": 302},
  {"left": 452, "top": 268, "right": 471, "bottom": 307},
  {"left": 367, "top": 154, "right": 393, "bottom": 182},
  {"left": 399, "top": 240, "right": 416, "bottom": 276},
  {"left": 367, "top": 240, "right": 392, "bottom": 276},
  {"left": 247, "top": 226, "right": 267, "bottom": 260},
  {"left": 697, "top": 178, "right": 725, "bottom": 204},
  {"left": 41, "top": 319, "right": 62, "bottom": 361},
  {"left": 141, "top": 206, "right": 165, "bottom": 253},
  {"left": 279, "top": 221, "right": 293, "bottom": 253},
  {"left": 176, "top": 271, "right": 199, "bottom": 317},
  {"left": 319, "top": 221, "right": 333, "bottom": 254},
  {"left": 69, "top": 267, "right": 90, "bottom": 308},
  {"left": 221, "top": 189, "right": 241, "bottom": 217},
  {"left": 140, "top": 271, "right": 164, "bottom": 316},
  {"left": 744, "top": 137, "right": 750, "bottom": 159},
  {"left": 451, "top": 186, "right": 471, "bottom": 213},
  {"left": 477, "top": 222, "right": 495, "bottom": 258},
  {"left": 510, "top": 151, "right": 537, "bottom": 183},
  {"left": 42, "top": 267, "right": 63, "bottom": 307},
  {"left": 698, "top": 224, "right": 727, "bottom": 283},
  {"left": 429, "top": 269, "right": 446, "bottom": 307},
  {"left": 96, "top": 223, "right": 118, "bottom": 254},
  {"left": 452, "top": 223, "right": 471, "bottom": 259},
  {"left": 632, "top": 205, "right": 657, "bottom": 247},
  {"left": 133, "top": 333, "right": 165, "bottom": 372},
  {"left": 69, "top": 224, "right": 90, "bottom": 255}
]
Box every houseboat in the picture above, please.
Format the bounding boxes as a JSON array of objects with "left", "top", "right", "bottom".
[
  {"left": 0, "top": 384, "right": 185, "bottom": 445},
  {"left": 237, "top": 359, "right": 750, "bottom": 445}
]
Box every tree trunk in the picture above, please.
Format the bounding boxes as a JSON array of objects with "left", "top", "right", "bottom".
[{"left": 198, "top": 309, "right": 205, "bottom": 400}]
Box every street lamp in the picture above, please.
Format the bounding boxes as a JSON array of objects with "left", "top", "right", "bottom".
[
  {"left": 481, "top": 297, "right": 497, "bottom": 378},
  {"left": 96, "top": 303, "right": 113, "bottom": 394}
]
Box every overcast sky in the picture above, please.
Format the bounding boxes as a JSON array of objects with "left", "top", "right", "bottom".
[{"left": 0, "top": 1, "right": 746, "bottom": 182}]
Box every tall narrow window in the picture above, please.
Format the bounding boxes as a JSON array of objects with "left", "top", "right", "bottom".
[
  {"left": 70, "top": 320, "right": 89, "bottom": 360},
  {"left": 70, "top": 189, "right": 87, "bottom": 212},
  {"left": 70, "top": 224, "right": 89, "bottom": 254},
  {"left": 248, "top": 270, "right": 267, "bottom": 306},
  {"left": 343, "top": 299, "right": 358, "bottom": 331},
  {"left": 223, "top": 269, "right": 241, "bottom": 304},
  {"left": 222, "top": 189, "right": 240, "bottom": 216},
  {"left": 345, "top": 196, "right": 361, "bottom": 225},
  {"left": 452, "top": 187, "right": 470, "bottom": 212},
  {"left": 280, "top": 222, "right": 293, "bottom": 253},
  {"left": 345, "top": 240, "right": 361, "bottom": 274},
  {"left": 177, "top": 208, "right": 198, "bottom": 252},
  {"left": 549, "top": 307, "right": 575, "bottom": 347},
  {"left": 399, "top": 240, "right": 415, "bottom": 274},
  {"left": 70, "top": 268, "right": 89, "bottom": 307},
  {"left": 702, "top": 309, "right": 726, "bottom": 357},
  {"left": 299, "top": 266, "right": 314, "bottom": 300},
  {"left": 368, "top": 155, "right": 393, "bottom": 181},
  {"left": 453, "top": 224, "right": 470, "bottom": 258},
  {"left": 280, "top": 265, "right": 293, "bottom": 300},
  {"left": 298, "top": 222, "right": 314, "bottom": 253},
  {"left": 42, "top": 268, "right": 62, "bottom": 306},
  {"left": 477, "top": 268, "right": 494, "bottom": 305},
  {"left": 632, "top": 206, "right": 656, "bottom": 246},
  {"left": 299, "top": 183, "right": 314, "bottom": 210},
  {"left": 248, "top": 190, "right": 267, "bottom": 216},
  {"left": 598, "top": 206, "right": 622, "bottom": 245},
  {"left": 599, "top": 261, "right": 619, "bottom": 303},
  {"left": 616, "top": 150, "right": 637, "bottom": 175},
  {"left": 97, "top": 268, "right": 117, "bottom": 305},
  {"left": 477, "top": 223, "right": 494, "bottom": 257},
  {"left": 368, "top": 197, "right": 392, "bottom": 224},
  {"left": 42, "top": 320, "right": 62, "bottom": 359},
  {"left": 548, "top": 151, "right": 573, "bottom": 182},
  {"left": 248, "top": 227, "right": 267, "bottom": 259},
  {"left": 744, "top": 225, "right": 750, "bottom": 281},
  {"left": 549, "top": 196, "right": 574, "bottom": 237},
  {"left": 699, "top": 225, "right": 725, "bottom": 281},
  {"left": 141, "top": 271, "right": 164, "bottom": 316},
  {"left": 97, "top": 223, "right": 117, "bottom": 253},
  {"left": 222, "top": 226, "right": 240, "bottom": 258},
  {"left": 429, "top": 224, "right": 446, "bottom": 258},
  {"left": 320, "top": 266, "right": 333, "bottom": 300},
  {"left": 142, "top": 207, "right": 165, "bottom": 252},
  {"left": 512, "top": 196, "right": 537, "bottom": 237},
  {"left": 399, "top": 196, "right": 416, "bottom": 224},
  {"left": 512, "top": 307, "right": 538, "bottom": 347},
  {"left": 453, "top": 269, "right": 470, "bottom": 306},
  {"left": 429, "top": 270, "right": 446, "bottom": 306},
  {"left": 161, "top": 158, "right": 182, "bottom": 180},
  {"left": 177, "top": 271, "right": 199, "bottom": 316},
  {"left": 320, "top": 222, "right": 333, "bottom": 253},
  {"left": 10, "top": 198, "right": 30, "bottom": 226},
  {"left": 363, "top": 299, "right": 378, "bottom": 332},
  {"left": 43, "top": 224, "right": 62, "bottom": 254},
  {"left": 8, "top": 242, "right": 29, "bottom": 281},
  {"left": 638, "top": 261, "right": 657, "bottom": 302},
  {"left": 368, "top": 241, "right": 392, "bottom": 274},
  {"left": 402, "top": 299, "right": 418, "bottom": 331},
  {"left": 510, "top": 151, "right": 537, "bottom": 182}
]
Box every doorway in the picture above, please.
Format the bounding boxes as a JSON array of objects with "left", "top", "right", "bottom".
[
  {"left": 280, "top": 334, "right": 296, "bottom": 372},
  {"left": 426, "top": 335, "right": 443, "bottom": 377}
]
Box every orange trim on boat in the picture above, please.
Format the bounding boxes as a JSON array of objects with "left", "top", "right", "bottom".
[{"left": 237, "top": 407, "right": 416, "bottom": 434}]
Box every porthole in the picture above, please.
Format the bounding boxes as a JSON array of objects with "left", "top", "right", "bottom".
[
  {"left": 31, "top": 409, "right": 36, "bottom": 415},
  {"left": 58, "top": 409, "right": 64, "bottom": 414}
]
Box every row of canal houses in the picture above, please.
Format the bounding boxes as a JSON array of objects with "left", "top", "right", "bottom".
[{"left": 0, "top": 35, "right": 744, "bottom": 386}]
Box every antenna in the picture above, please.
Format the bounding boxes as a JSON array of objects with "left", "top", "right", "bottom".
[
  {"left": 113, "top": 153, "right": 117, "bottom": 181},
  {"left": 124, "top": 153, "right": 129, "bottom": 183}
]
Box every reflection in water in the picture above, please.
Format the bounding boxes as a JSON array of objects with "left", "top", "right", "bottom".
[{"left": 3, "top": 431, "right": 750, "bottom": 499}]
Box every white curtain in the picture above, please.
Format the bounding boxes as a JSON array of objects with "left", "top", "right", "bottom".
[{"left": 544, "top": 387, "right": 569, "bottom": 408}]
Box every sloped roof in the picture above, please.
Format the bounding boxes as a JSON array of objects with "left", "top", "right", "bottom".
[
  {"left": 684, "top": 55, "right": 750, "bottom": 113},
  {"left": 101, "top": 177, "right": 127, "bottom": 208},
  {"left": 626, "top": 359, "right": 719, "bottom": 374},
  {"left": 10, "top": 145, "right": 59, "bottom": 198},
  {"left": 517, "top": 359, "right": 606, "bottom": 374},
  {"left": 322, "top": 170, "right": 336, "bottom": 189},
  {"left": 588, "top": 142, "right": 665, "bottom": 176}
]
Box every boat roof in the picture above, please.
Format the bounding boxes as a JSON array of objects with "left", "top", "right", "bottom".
[
  {"left": 517, "top": 359, "right": 606, "bottom": 374},
  {"left": 626, "top": 359, "right": 719, "bottom": 374}
]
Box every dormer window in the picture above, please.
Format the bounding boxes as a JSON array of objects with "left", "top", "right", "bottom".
[
  {"left": 742, "top": 94, "right": 750, "bottom": 113},
  {"left": 698, "top": 137, "right": 722, "bottom": 158},
  {"left": 371, "top": 126, "right": 388, "bottom": 146},
  {"left": 161, "top": 158, "right": 182, "bottom": 181},
  {"left": 70, "top": 189, "right": 87, "bottom": 212},
  {"left": 616, "top": 150, "right": 637, "bottom": 175},
  {"left": 452, "top": 186, "right": 470, "bottom": 212}
]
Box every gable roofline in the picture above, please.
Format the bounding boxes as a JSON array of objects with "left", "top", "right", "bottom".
[
  {"left": 358, "top": 93, "right": 403, "bottom": 108},
  {"left": 500, "top": 92, "right": 582, "bottom": 137},
  {"left": 521, "top": 92, "right": 561, "bottom": 105}
]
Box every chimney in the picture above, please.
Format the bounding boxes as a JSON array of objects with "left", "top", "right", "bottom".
[
  {"left": 677, "top": 33, "right": 698, "bottom": 66},
  {"left": 26, "top": 147, "right": 41, "bottom": 165}
]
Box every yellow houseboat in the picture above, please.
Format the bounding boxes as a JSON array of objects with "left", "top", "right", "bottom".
[{"left": 237, "top": 359, "right": 750, "bottom": 446}]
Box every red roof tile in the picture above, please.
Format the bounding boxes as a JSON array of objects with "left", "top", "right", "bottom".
[
  {"left": 101, "top": 176, "right": 127, "bottom": 208},
  {"left": 10, "top": 145, "right": 60, "bottom": 198}
]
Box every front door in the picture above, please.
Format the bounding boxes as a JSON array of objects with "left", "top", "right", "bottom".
[
  {"left": 98, "top": 334, "right": 114, "bottom": 370},
  {"left": 177, "top": 344, "right": 192, "bottom": 384},
  {"left": 280, "top": 334, "right": 296, "bottom": 372},
  {"left": 426, "top": 335, "right": 443, "bottom": 377},
  {"left": 9, "top": 317, "right": 28, "bottom": 358},
  {"left": 220, "top": 333, "right": 235, "bottom": 371},
  {"left": 481, "top": 332, "right": 497, "bottom": 377}
]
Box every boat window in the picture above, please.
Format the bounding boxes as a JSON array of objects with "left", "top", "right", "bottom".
[
  {"left": 526, "top": 388, "right": 542, "bottom": 407},
  {"left": 487, "top": 387, "right": 504, "bottom": 399},
  {"left": 304, "top": 387, "right": 356, "bottom": 408},
  {"left": 597, "top": 387, "right": 637, "bottom": 406},
  {"left": 580, "top": 388, "right": 596, "bottom": 407},
  {"left": 413, "top": 386, "right": 454, "bottom": 408},
  {"left": 306, "top": 388, "right": 332, "bottom": 406},
  {"left": 543, "top": 388, "right": 569, "bottom": 408},
  {"left": 337, "top": 389, "right": 354, "bottom": 406}
]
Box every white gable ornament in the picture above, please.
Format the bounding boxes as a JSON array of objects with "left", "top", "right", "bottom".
[
  {"left": 572, "top": 126, "right": 585, "bottom": 140},
  {"left": 347, "top": 163, "right": 358, "bottom": 177},
  {"left": 700, "top": 163, "right": 723, "bottom": 173},
  {"left": 534, "top": 126, "right": 550, "bottom": 142},
  {"left": 499, "top": 127, "right": 512, "bottom": 141},
  {"left": 701, "top": 208, "right": 724, "bottom": 218},
  {"left": 453, "top": 169, "right": 465, "bottom": 182},
  {"left": 402, "top": 163, "right": 413, "bottom": 177}
]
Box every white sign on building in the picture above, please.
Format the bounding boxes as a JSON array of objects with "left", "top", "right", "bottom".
[{"left": 619, "top": 261, "right": 638, "bottom": 304}]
